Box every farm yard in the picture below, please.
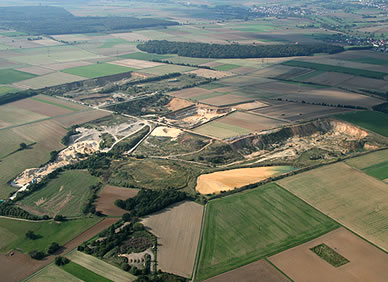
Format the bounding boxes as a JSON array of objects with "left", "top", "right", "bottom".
[
  {"left": 142, "top": 201, "right": 203, "bottom": 278},
  {"left": 18, "top": 170, "right": 99, "bottom": 217},
  {"left": 196, "top": 166, "right": 294, "bottom": 194},
  {"left": 270, "top": 228, "right": 388, "bottom": 282},
  {"left": 196, "top": 183, "right": 338, "bottom": 281},
  {"left": 278, "top": 162, "right": 388, "bottom": 252}
]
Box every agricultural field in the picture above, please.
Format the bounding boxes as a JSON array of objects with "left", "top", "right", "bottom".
[
  {"left": 0, "top": 68, "right": 36, "bottom": 84},
  {"left": 0, "top": 85, "right": 18, "bottom": 96},
  {"left": 205, "top": 259, "right": 288, "bottom": 282},
  {"left": 142, "top": 201, "right": 203, "bottom": 278},
  {"left": 27, "top": 263, "right": 82, "bottom": 282},
  {"left": 18, "top": 170, "right": 99, "bottom": 217},
  {"left": 62, "top": 261, "right": 112, "bottom": 282},
  {"left": 270, "top": 228, "right": 388, "bottom": 282},
  {"left": 0, "top": 217, "right": 101, "bottom": 253},
  {"left": 95, "top": 185, "right": 138, "bottom": 216},
  {"left": 0, "top": 120, "right": 66, "bottom": 199},
  {"left": 335, "top": 111, "right": 388, "bottom": 137},
  {"left": 139, "top": 64, "right": 195, "bottom": 76},
  {"left": 196, "top": 183, "right": 338, "bottom": 281},
  {"left": 62, "top": 63, "right": 135, "bottom": 79},
  {"left": 252, "top": 101, "right": 352, "bottom": 122},
  {"left": 66, "top": 251, "right": 135, "bottom": 282},
  {"left": 119, "top": 51, "right": 174, "bottom": 61},
  {"left": 13, "top": 72, "right": 85, "bottom": 89},
  {"left": 196, "top": 166, "right": 294, "bottom": 194},
  {"left": 54, "top": 110, "right": 111, "bottom": 128},
  {"left": 194, "top": 111, "right": 286, "bottom": 139},
  {"left": 345, "top": 150, "right": 388, "bottom": 170},
  {"left": 108, "top": 58, "right": 163, "bottom": 69},
  {"left": 278, "top": 162, "right": 388, "bottom": 252}
]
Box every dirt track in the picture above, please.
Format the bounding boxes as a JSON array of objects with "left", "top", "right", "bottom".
[{"left": 0, "top": 217, "right": 118, "bottom": 282}]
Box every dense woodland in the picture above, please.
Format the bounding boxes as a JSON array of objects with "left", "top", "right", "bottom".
[
  {"left": 137, "top": 40, "right": 344, "bottom": 58},
  {"left": 0, "top": 6, "right": 177, "bottom": 35},
  {"left": 115, "top": 189, "right": 188, "bottom": 216}
]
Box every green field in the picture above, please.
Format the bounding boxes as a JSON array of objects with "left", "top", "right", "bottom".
[
  {"left": 119, "top": 51, "right": 173, "bottom": 61},
  {"left": 335, "top": 111, "right": 388, "bottom": 137},
  {"left": 196, "top": 183, "right": 338, "bottom": 281},
  {"left": 0, "top": 86, "right": 18, "bottom": 96},
  {"left": 20, "top": 170, "right": 99, "bottom": 217},
  {"left": 62, "top": 63, "right": 135, "bottom": 79},
  {"left": 26, "top": 264, "right": 81, "bottom": 282},
  {"left": 99, "top": 38, "right": 133, "bottom": 49},
  {"left": 347, "top": 57, "right": 388, "bottom": 66},
  {"left": 345, "top": 150, "right": 388, "bottom": 169},
  {"left": 0, "top": 69, "right": 36, "bottom": 84},
  {"left": 62, "top": 261, "right": 112, "bottom": 282},
  {"left": 282, "top": 60, "right": 387, "bottom": 79},
  {"left": 362, "top": 161, "right": 388, "bottom": 180},
  {"left": 0, "top": 217, "right": 100, "bottom": 253},
  {"left": 193, "top": 121, "right": 251, "bottom": 139},
  {"left": 214, "top": 64, "right": 240, "bottom": 71}
]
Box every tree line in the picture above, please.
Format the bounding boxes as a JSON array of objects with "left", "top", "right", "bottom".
[{"left": 137, "top": 40, "right": 344, "bottom": 59}]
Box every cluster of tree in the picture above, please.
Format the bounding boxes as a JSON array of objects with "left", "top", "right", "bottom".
[
  {"left": 115, "top": 188, "right": 187, "bottom": 217},
  {"left": 67, "top": 152, "right": 111, "bottom": 177},
  {"left": 0, "top": 89, "right": 38, "bottom": 105},
  {"left": 137, "top": 40, "right": 344, "bottom": 59},
  {"left": 100, "top": 73, "right": 181, "bottom": 94},
  {"left": 0, "top": 201, "right": 43, "bottom": 220},
  {"left": 0, "top": 6, "right": 178, "bottom": 35},
  {"left": 55, "top": 256, "right": 70, "bottom": 266},
  {"left": 107, "top": 94, "right": 171, "bottom": 116},
  {"left": 276, "top": 98, "right": 367, "bottom": 110},
  {"left": 110, "top": 126, "right": 150, "bottom": 158},
  {"left": 82, "top": 182, "right": 103, "bottom": 215},
  {"left": 135, "top": 272, "right": 187, "bottom": 282},
  {"left": 372, "top": 102, "right": 388, "bottom": 114},
  {"left": 29, "top": 242, "right": 62, "bottom": 260},
  {"left": 150, "top": 59, "right": 213, "bottom": 70},
  {"left": 61, "top": 125, "right": 79, "bottom": 146}
]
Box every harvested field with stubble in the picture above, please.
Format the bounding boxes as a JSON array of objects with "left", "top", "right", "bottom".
[
  {"left": 108, "top": 58, "right": 163, "bottom": 69},
  {"left": 142, "top": 201, "right": 203, "bottom": 278},
  {"left": 278, "top": 162, "right": 388, "bottom": 252},
  {"left": 196, "top": 183, "right": 338, "bottom": 281},
  {"left": 169, "top": 87, "right": 212, "bottom": 99},
  {"left": 54, "top": 110, "right": 111, "bottom": 128},
  {"left": 200, "top": 94, "right": 251, "bottom": 107},
  {"left": 196, "top": 166, "right": 294, "bottom": 194},
  {"left": 188, "top": 69, "right": 233, "bottom": 79},
  {"left": 66, "top": 251, "right": 135, "bottom": 282},
  {"left": 95, "top": 185, "right": 138, "bottom": 216},
  {"left": 204, "top": 259, "right": 288, "bottom": 282},
  {"left": 270, "top": 227, "right": 388, "bottom": 282},
  {"left": 345, "top": 150, "right": 388, "bottom": 170}
]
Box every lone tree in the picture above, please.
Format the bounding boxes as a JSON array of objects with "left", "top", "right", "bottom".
[
  {"left": 48, "top": 242, "right": 61, "bottom": 254},
  {"left": 25, "top": 230, "right": 38, "bottom": 240},
  {"left": 55, "top": 256, "right": 70, "bottom": 266},
  {"left": 19, "top": 142, "right": 27, "bottom": 150}
]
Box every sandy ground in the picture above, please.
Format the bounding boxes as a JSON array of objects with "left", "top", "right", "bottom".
[
  {"left": 196, "top": 166, "right": 287, "bottom": 194},
  {"left": 166, "top": 97, "right": 193, "bottom": 111},
  {"left": 108, "top": 59, "right": 163, "bottom": 69},
  {"left": 188, "top": 69, "right": 233, "bottom": 79},
  {"left": 151, "top": 126, "right": 182, "bottom": 138},
  {"left": 0, "top": 218, "right": 118, "bottom": 282},
  {"left": 95, "top": 185, "right": 138, "bottom": 216},
  {"left": 270, "top": 227, "right": 388, "bottom": 282},
  {"left": 205, "top": 259, "right": 288, "bottom": 282},
  {"left": 142, "top": 201, "right": 203, "bottom": 278}
]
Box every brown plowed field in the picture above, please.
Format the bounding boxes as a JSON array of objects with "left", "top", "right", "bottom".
[
  {"left": 201, "top": 94, "right": 251, "bottom": 107},
  {"left": 54, "top": 110, "right": 111, "bottom": 127},
  {"left": 270, "top": 227, "right": 388, "bottom": 282},
  {"left": 220, "top": 111, "right": 285, "bottom": 132},
  {"left": 11, "top": 98, "right": 73, "bottom": 117},
  {"left": 0, "top": 218, "right": 118, "bottom": 282},
  {"left": 205, "top": 259, "right": 288, "bottom": 282},
  {"left": 95, "top": 185, "right": 138, "bottom": 216},
  {"left": 142, "top": 201, "right": 203, "bottom": 278},
  {"left": 169, "top": 87, "right": 212, "bottom": 99}
]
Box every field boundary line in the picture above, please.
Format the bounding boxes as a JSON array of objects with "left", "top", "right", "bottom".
[
  {"left": 191, "top": 203, "right": 207, "bottom": 282},
  {"left": 264, "top": 258, "right": 294, "bottom": 282},
  {"left": 276, "top": 183, "right": 388, "bottom": 255}
]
